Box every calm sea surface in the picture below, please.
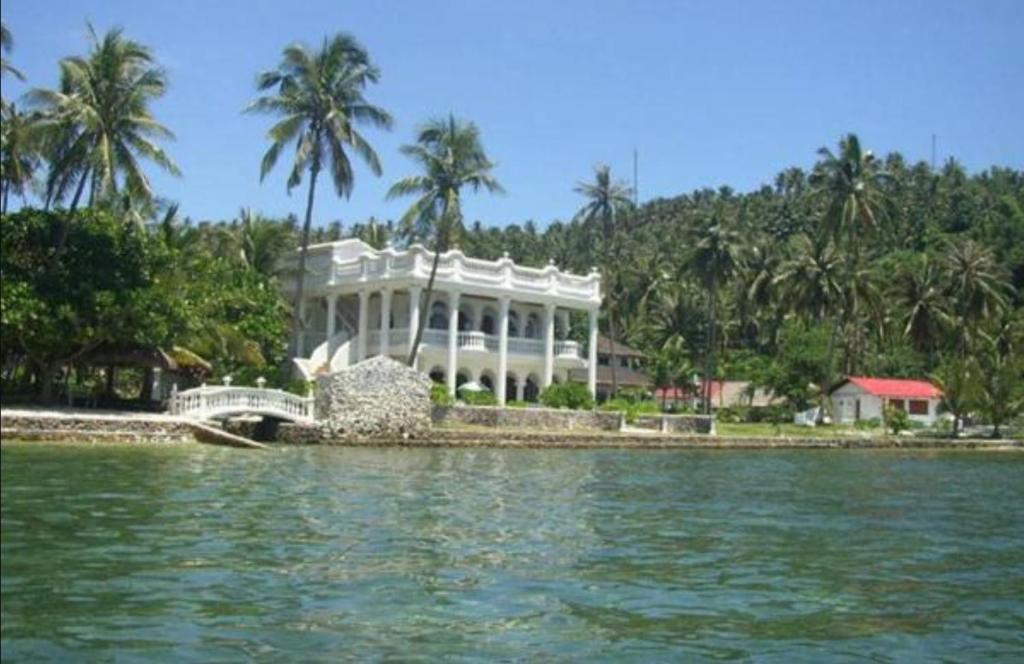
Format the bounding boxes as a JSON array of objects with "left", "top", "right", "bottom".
[{"left": 2, "top": 442, "right": 1023, "bottom": 662}]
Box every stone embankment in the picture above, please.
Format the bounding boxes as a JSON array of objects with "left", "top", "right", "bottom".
[{"left": 0, "top": 409, "right": 267, "bottom": 449}]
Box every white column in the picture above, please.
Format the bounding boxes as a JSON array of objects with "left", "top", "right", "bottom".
[
  {"left": 408, "top": 286, "right": 422, "bottom": 364},
  {"left": 543, "top": 303, "right": 555, "bottom": 388},
  {"left": 497, "top": 297, "right": 510, "bottom": 404},
  {"left": 588, "top": 307, "right": 598, "bottom": 398},
  {"left": 326, "top": 295, "right": 337, "bottom": 358},
  {"left": 380, "top": 288, "right": 392, "bottom": 358},
  {"left": 447, "top": 291, "right": 460, "bottom": 396},
  {"left": 357, "top": 290, "right": 369, "bottom": 362}
]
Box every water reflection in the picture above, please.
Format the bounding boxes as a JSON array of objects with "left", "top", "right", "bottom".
[{"left": 2, "top": 444, "right": 1023, "bottom": 661}]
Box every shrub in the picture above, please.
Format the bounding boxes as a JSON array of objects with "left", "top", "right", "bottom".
[
  {"left": 461, "top": 389, "right": 497, "bottom": 406},
  {"left": 430, "top": 384, "right": 454, "bottom": 406},
  {"left": 855, "top": 417, "right": 883, "bottom": 430},
  {"left": 716, "top": 405, "right": 748, "bottom": 423},
  {"left": 539, "top": 382, "right": 595, "bottom": 410},
  {"left": 600, "top": 397, "right": 659, "bottom": 423},
  {"left": 883, "top": 404, "right": 911, "bottom": 435}
]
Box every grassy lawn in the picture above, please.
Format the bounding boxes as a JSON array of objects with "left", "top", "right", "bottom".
[{"left": 715, "top": 422, "right": 875, "bottom": 438}]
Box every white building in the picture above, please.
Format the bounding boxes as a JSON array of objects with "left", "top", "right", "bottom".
[
  {"left": 830, "top": 377, "right": 943, "bottom": 426},
  {"left": 282, "top": 239, "right": 601, "bottom": 404}
]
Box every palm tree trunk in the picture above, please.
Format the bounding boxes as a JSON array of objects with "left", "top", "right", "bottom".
[
  {"left": 68, "top": 166, "right": 91, "bottom": 213},
  {"left": 703, "top": 286, "right": 717, "bottom": 415},
  {"left": 288, "top": 159, "right": 321, "bottom": 361},
  {"left": 407, "top": 239, "right": 443, "bottom": 367}
]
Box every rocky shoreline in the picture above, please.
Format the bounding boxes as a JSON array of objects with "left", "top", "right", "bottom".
[{"left": 2, "top": 408, "right": 1019, "bottom": 451}]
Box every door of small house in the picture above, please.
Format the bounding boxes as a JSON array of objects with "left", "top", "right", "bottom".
[{"left": 855, "top": 399, "right": 861, "bottom": 420}]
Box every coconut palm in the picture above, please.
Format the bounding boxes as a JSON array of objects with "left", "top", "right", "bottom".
[
  {"left": 248, "top": 33, "right": 392, "bottom": 358},
  {"left": 0, "top": 104, "right": 40, "bottom": 213},
  {"left": 688, "top": 206, "right": 743, "bottom": 413},
  {"left": 574, "top": 165, "right": 634, "bottom": 395},
  {"left": 237, "top": 207, "right": 294, "bottom": 278},
  {"left": 940, "top": 239, "right": 1011, "bottom": 353},
  {"left": 388, "top": 114, "right": 504, "bottom": 366},
  {"left": 895, "top": 255, "right": 950, "bottom": 361},
  {"left": 28, "top": 26, "right": 180, "bottom": 213},
  {"left": 810, "top": 134, "right": 893, "bottom": 395}
]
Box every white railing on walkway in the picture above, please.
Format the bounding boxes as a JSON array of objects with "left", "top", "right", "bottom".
[{"left": 169, "top": 385, "right": 315, "bottom": 423}]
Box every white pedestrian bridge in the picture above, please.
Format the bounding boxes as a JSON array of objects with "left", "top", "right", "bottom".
[{"left": 169, "top": 385, "right": 315, "bottom": 423}]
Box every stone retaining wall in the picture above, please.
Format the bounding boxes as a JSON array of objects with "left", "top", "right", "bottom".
[
  {"left": 633, "top": 414, "right": 714, "bottom": 434},
  {"left": 431, "top": 405, "right": 624, "bottom": 431},
  {"left": 0, "top": 412, "right": 194, "bottom": 444}
]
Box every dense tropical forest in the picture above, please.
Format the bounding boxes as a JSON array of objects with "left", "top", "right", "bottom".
[{"left": 1, "top": 22, "right": 1021, "bottom": 433}]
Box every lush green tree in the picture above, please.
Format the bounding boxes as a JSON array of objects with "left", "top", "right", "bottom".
[
  {"left": 248, "top": 33, "right": 391, "bottom": 358},
  {"left": 388, "top": 114, "right": 503, "bottom": 366},
  {"left": 931, "top": 354, "right": 982, "bottom": 438},
  {"left": 28, "top": 26, "right": 179, "bottom": 213},
  {"left": 1, "top": 208, "right": 172, "bottom": 401}
]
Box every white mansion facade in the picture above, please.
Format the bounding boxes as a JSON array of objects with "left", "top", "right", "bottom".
[{"left": 284, "top": 239, "right": 601, "bottom": 404}]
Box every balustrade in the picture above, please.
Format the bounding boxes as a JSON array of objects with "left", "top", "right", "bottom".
[{"left": 170, "top": 385, "right": 314, "bottom": 422}]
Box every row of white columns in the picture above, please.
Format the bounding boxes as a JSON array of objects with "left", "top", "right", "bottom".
[{"left": 317, "top": 288, "right": 599, "bottom": 405}]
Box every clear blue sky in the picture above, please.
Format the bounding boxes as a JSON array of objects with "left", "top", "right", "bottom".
[{"left": 3, "top": 0, "right": 1022, "bottom": 228}]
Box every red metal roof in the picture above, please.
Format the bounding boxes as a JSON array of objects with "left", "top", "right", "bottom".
[{"left": 839, "top": 377, "right": 942, "bottom": 399}]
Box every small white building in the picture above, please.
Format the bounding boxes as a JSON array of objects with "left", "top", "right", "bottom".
[
  {"left": 282, "top": 239, "right": 601, "bottom": 404},
  {"left": 830, "top": 377, "right": 943, "bottom": 426}
]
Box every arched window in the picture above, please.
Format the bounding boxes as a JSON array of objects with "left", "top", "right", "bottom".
[
  {"left": 428, "top": 367, "right": 445, "bottom": 384},
  {"left": 456, "top": 370, "right": 471, "bottom": 391},
  {"left": 429, "top": 302, "right": 447, "bottom": 330},
  {"left": 458, "top": 307, "right": 474, "bottom": 332},
  {"left": 508, "top": 311, "right": 521, "bottom": 337},
  {"left": 481, "top": 308, "right": 497, "bottom": 335},
  {"left": 479, "top": 372, "right": 494, "bottom": 392},
  {"left": 506, "top": 373, "right": 519, "bottom": 402},
  {"left": 525, "top": 313, "right": 541, "bottom": 339}
]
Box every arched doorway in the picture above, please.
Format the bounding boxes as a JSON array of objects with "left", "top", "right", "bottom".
[
  {"left": 524, "top": 374, "right": 540, "bottom": 402},
  {"left": 428, "top": 366, "right": 445, "bottom": 384}
]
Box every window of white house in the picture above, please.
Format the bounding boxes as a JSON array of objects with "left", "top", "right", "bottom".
[{"left": 908, "top": 400, "right": 928, "bottom": 415}]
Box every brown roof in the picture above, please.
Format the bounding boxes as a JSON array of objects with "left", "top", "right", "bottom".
[{"left": 595, "top": 335, "right": 646, "bottom": 359}]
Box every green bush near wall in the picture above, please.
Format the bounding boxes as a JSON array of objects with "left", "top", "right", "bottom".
[
  {"left": 431, "top": 384, "right": 454, "bottom": 406},
  {"left": 539, "top": 383, "right": 595, "bottom": 410}
]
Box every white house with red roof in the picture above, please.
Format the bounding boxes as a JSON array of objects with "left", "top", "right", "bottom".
[{"left": 830, "top": 377, "right": 944, "bottom": 425}]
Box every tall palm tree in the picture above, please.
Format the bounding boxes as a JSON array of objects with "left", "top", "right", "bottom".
[
  {"left": 388, "top": 114, "right": 503, "bottom": 366},
  {"left": 0, "top": 104, "right": 39, "bottom": 213},
  {"left": 774, "top": 234, "right": 844, "bottom": 321},
  {"left": 895, "top": 255, "right": 950, "bottom": 362},
  {"left": 574, "top": 165, "right": 634, "bottom": 395},
  {"left": 688, "top": 206, "right": 743, "bottom": 414},
  {"left": 248, "top": 33, "right": 392, "bottom": 359},
  {"left": 28, "top": 26, "right": 180, "bottom": 213},
  {"left": 940, "top": 239, "right": 1011, "bottom": 353},
  {"left": 810, "top": 133, "right": 892, "bottom": 398}
]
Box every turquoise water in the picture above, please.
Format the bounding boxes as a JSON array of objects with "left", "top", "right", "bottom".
[{"left": 2, "top": 443, "right": 1023, "bottom": 661}]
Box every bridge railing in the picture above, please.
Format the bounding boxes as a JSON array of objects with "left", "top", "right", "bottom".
[{"left": 169, "top": 385, "right": 315, "bottom": 422}]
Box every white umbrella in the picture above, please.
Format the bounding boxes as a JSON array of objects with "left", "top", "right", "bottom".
[{"left": 458, "top": 381, "right": 485, "bottom": 393}]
